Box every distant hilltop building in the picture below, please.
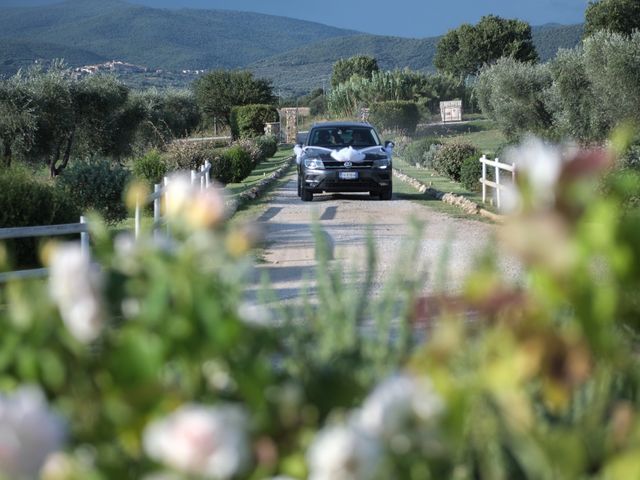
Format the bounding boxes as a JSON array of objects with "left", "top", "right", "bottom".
[{"left": 74, "top": 60, "right": 148, "bottom": 76}]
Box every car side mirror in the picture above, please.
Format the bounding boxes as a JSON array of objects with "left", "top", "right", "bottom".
[{"left": 385, "top": 141, "right": 395, "bottom": 149}]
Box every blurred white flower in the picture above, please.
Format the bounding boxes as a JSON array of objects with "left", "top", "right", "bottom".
[
  {"left": 163, "top": 174, "right": 193, "bottom": 218},
  {"left": 49, "top": 243, "right": 105, "bottom": 343},
  {"left": 143, "top": 404, "right": 251, "bottom": 479},
  {"left": 0, "top": 387, "right": 66, "bottom": 478},
  {"left": 503, "top": 137, "right": 564, "bottom": 212},
  {"left": 357, "top": 374, "right": 444, "bottom": 438},
  {"left": 237, "top": 302, "right": 274, "bottom": 327},
  {"left": 40, "top": 452, "right": 74, "bottom": 480},
  {"left": 164, "top": 174, "right": 226, "bottom": 228},
  {"left": 307, "top": 424, "right": 381, "bottom": 480}
]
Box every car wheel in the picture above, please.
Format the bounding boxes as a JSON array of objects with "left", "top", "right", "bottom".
[
  {"left": 380, "top": 187, "right": 392, "bottom": 201},
  {"left": 301, "top": 187, "right": 313, "bottom": 202},
  {"left": 297, "top": 176, "right": 302, "bottom": 197}
]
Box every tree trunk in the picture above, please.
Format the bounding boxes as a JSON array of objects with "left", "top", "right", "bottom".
[
  {"left": 50, "top": 130, "right": 75, "bottom": 177},
  {"left": 2, "top": 140, "right": 11, "bottom": 168},
  {"left": 49, "top": 143, "right": 62, "bottom": 178}
]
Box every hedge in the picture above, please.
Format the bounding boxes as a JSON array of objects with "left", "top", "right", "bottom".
[
  {"left": 432, "top": 142, "right": 479, "bottom": 182},
  {"left": 56, "top": 159, "right": 130, "bottom": 224},
  {"left": 230, "top": 104, "right": 279, "bottom": 139},
  {"left": 369, "top": 101, "right": 420, "bottom": 135},
  {"left": 0, "top": 166, "right": 79, "bottom": 268}
]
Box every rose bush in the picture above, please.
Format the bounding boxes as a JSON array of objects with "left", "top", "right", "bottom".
[{"left": 2, "top": 132, "right": 640, "bottom": 479}]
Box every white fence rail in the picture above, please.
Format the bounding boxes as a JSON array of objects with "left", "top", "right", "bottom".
[
  {"left": 0, "top": 216, "right": 89, "bottom": 283},
  {"left": 0, "top": 162, "right": 213, "bottom": 282},
  {"left": 134, "top": 161, "right": 212, "bottom": 238},
  {"left": 480, "top": 155, "right": 516, "bottom": 209}
]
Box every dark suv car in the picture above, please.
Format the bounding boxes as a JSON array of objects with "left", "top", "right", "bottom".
[{"left": 295, "top": 122, "right": 393, "bottom": 202}]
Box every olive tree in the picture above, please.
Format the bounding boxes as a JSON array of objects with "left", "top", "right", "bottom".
[
  {"left": 193, "top": 70, "right": 276, "bottom": 129},
  {"left": 435, "top": 15, "right": 538, "bottom": 78},
  {"left": 475, "top": 57, "right": 553, "bottom": 140},
  {"left": 584, "top": 0, "right": 640, "bottom": 37},
  {"left": 0, "top": 77, "right": 36, "bottom": 167},
  {"left": 331, "top": 55, "right": 379, "bottom": 88}
]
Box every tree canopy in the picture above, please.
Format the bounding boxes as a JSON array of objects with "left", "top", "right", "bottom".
[
  {"left": 193, "top": 70, "right": 276, "bottom": 127},
  {"left": 584, "top": 0, "right": 640, "bottom": 37},
  {"left": 434, "top": 15, "right": 538, "bottom": 78},
  {"left": 331, "top": 55, "right": 380, "bottom": 88}
]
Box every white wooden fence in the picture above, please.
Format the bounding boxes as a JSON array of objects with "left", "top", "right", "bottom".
[
  {"left": 480, "top": 155, "right": 516, "bottom": 209},
  {"left": 0, "top": 217, "right": 89, "bottom": 283},
  {"left": 0, "top": 162, "right": 213, "bottom": 283}
]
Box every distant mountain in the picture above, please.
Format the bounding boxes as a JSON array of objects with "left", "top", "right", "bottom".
[
  {"left": 532, "top": 23, "right": 584, "bottom": 61},
  {"left": 0, "top": 0, "right": 359, "bottom": 71},
  {"left": 0, "top": 0, "right": 583, "bottom": 95}
]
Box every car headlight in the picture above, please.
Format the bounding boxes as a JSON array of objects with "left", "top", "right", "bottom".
[
  {"left": 373, "top": 158, "right": 390, "bottom": 169},
  {"left": 304, "top": 158, "right": 325, "bottom": 169}
]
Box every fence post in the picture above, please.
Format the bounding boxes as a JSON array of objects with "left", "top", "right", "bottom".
[
  {"left": 163, "top": 177, "right": 170, "bottom": 234},
  {"left": 153, "top": 183, "right": 161, "bottom": 237},
  {"left": 80, "top": 216, "right": 89, "bottom": 259},
  {"left": 205, "top": 161, "right": 211, "bottom": 189},
  {"left": 191, "top": 169, "right": 197, "bottom": 186},
  {"left": 495, "top": 158, "right": 501, "bottom": 209},
  {"left": 134, "top": 196, "right": 141, "bottom": 240},
  {"left": 481, "top": 155, "right": 487, "bottom": 204},
  {"left": 512, "top": 163, "right": 516, "bottom": 184},
  {"left": 200, "top": 164, "right": 205, "bottom": 191}
]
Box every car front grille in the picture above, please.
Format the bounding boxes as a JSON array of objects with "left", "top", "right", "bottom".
[{"left": 323, "top": 160, "right": 374, "bottom": 169}]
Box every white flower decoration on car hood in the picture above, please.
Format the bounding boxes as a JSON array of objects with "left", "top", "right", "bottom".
[{"left": 331, "top": 147, "right": 366, "bottom": 163}]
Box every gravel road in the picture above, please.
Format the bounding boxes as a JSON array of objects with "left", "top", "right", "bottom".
[{"left": 246, "top": 176, "right": 520, "bottom": 302}]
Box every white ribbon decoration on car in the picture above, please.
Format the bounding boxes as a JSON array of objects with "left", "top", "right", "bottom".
[{"left": 295, "top": 145, "right": 390, "bottom": 163}]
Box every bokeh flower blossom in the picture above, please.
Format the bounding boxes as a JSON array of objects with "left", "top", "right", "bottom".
[
  {"left": 49, "top": 243, "right": 105, "bottom": 343},
  {"left": 357, "top": 374, "right": 444, "bottom": 438},
  {"left": 143, "top": 404, "right": 251, "bottom": 479},
  {"left": 0, "top": 387, "right": 66, "bottom": 478},
  {"left": 307, "top": 423, "right": 381, "bottom": 480}
]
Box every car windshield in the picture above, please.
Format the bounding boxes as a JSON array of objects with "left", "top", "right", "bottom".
[{"left": 308, "top": 127, "right": 381, "bottom": 149}]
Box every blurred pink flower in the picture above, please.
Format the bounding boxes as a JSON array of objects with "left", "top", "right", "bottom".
[
  {"left": 0, "top": 387, "right": 66, "bottom": 478},
  {"left": 143, "top": 404, "right": 251, "bottom": 479}
]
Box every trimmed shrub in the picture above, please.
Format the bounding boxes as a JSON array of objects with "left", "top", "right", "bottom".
[
  {"left": 432, "top": 142, "right": 479, "bottom": 182},
  {"left": 165, "top": 140, "right": 221, "bottom": 171},
  {"left": 0, "top": 166, "right": 79, "bottom": 268},
  {"left": 132, "top": 149, "right": 168, "bottom": 186},
  {"left": 210, "top": 146, "right": 253, "bottom": 184},
  {"left": 233, "top": 138, "right": 264, "bottom": 166},
  {"left": 56, "top": 159, "right": 130, "bottom": 224},
  {"left": 230, "top": 104, "right": 279, "bottom": 139},
  {"left": 460, "top": 154, "right": 483, "bottom": 191},
  {"left": 369, "top": 101, "right": 420, "bottom": 135},
  {"left": 403, "top": 137, "right": 442, "bottom": 168},
  {"left": 256, "top": 135, "right": 278, "bottom": 159}
]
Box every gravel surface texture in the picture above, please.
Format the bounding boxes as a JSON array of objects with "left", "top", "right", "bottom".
[{"left": 245, "top": 177, "right": 521, "bottom": 303}]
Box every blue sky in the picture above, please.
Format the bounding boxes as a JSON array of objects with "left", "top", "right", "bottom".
[{"left": 1, "top": 0, "right": 589, "bottom": 37}]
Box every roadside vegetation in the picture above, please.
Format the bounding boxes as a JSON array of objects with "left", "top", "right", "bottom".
[{"left": 3, "top": 1, "right": 640, "bottom": 479}]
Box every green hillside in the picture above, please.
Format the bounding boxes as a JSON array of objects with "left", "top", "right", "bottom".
[
  {"left": 532, "top": 23, "right": 584, "bottom": 61},
  {"left": 0, "top": 0, "right": 359, "bottom": 71},
  {"left": 0, "top": 39, "right": 105, "bottom": 75},
  {"left": 0, "top": 0, "right": 583, "bottom": 95},
  {"left": 249, "top": 34, "right": 439, "bottom": 96},
  {"left": 250, "top": 24, "right": 583, "bottom": 96}
]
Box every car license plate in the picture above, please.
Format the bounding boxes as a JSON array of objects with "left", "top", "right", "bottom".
[{"left": 339, "top": 171, "right": 358, "bottom": 180}]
